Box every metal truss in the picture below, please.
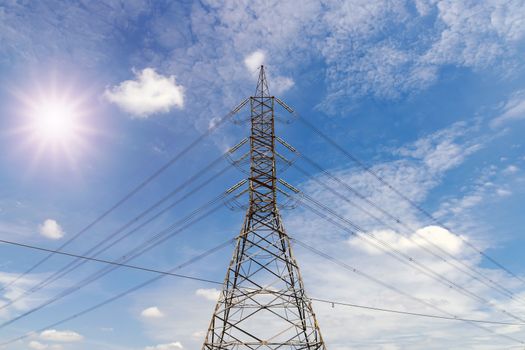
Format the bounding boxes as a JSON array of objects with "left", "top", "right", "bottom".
[{"left": 202, "top": 66, "right": 326, "bottom": 349}]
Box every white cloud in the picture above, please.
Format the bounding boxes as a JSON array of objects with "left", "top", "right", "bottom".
[
  {"left": 0, "top": 2, "right": 150, "bottom": 66},
  {"left": 140, "top": 0, "right": 523, "bottom": 106},
  {"left": 348, "top": 226, "right": 464, "bottom": 256},
  {"left": 395, "top": 121, "right": 482, "bottom": 173},
  {"left": 28, "top": 341, "right": 63, "bottom": 350},
  {"left": 38, "top": 219, "right": 64, "bottom": 240},
  {"left": 195, "top": 288, "right": 220, "bottom": 301},
  {"left": 145, "top": 342, "right": 183, "bottom": 350},
  {"left": 496, "top": 188, "right": 512, "bottom": 197},
  {"left": 0, "top": 219, "right": 33, "bottom": 239},
  {"left": 40, "top": 329, "right": 83, "bottom": 342},
  {"left": 492, "top": 90, "right": 525, "bottom": 127},
  {"left": 105, "top": 68, "right": 184, "bottom": 118},
  {"left": 244, "top": 50, "right": 266, "bottom": 72},
  {"left": 243, "top": 50, "right": 294, "bottom": 94},
  {"left": 4, "top": 1, "right": 525, "bottom": 117},
  {"left": 233, "top": 0, "right": 525, "bottom": 106},
  {"left": 141, "top": 306, "right": 164, "bottom": 318},
  {"left": 503, "top": 165, "right": 519, "bottom": 174},
  {"left": 0, "top": 271, "right": 56, "bottom": 316},
  {"left": 191, "top": 331, "right": 206, "bottom": 339},
  {"left": 131, "top": 0, "right": 525, "bottom": 122},
  {"left": 272, "top": 75, "right": 295, "bottom": 94},
  {"left": 28, "top": 341, "right": 48, "bottom": 350},
  {"left": 434, "top": 161, "right": 521, "bottom": 228},
  {"left": 279, "top": 126, "right": 525, "bottom": 348}
]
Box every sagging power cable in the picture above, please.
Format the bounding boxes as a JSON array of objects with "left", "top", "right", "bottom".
[
  {"left": 0, "top": 191, "right": 233, "bottom": 330},
  {"left": 291, "top": 157, "right": 525, "bottom": 305},
  {"left": 293, "top": 238, "right": 525, "bottom": 346},
  {"left": 0, "top": 238, "right": 235, "bottom": 347},
  {"left": 296, "top": 114, "right": 525, "bottom": 286},
  {"left": 295, "top": 194, "right": 525, "bottom": 324},
  {"left": 0, "top": 98, "right": 249, "bottom": 294},
  {"left": 0, "top": 155, "right": 233, "bottom": 312},
  {"left": 1, "top": 237, "right": 522, "bottom": 333}
]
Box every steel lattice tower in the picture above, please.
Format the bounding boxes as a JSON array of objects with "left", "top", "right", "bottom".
[{"left": 202, "top": 66, "right": 326, "bottom": 349}]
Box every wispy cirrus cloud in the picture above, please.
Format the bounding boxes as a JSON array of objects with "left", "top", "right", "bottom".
[
  {"left": 3, "top": 1, "right": 524, "bottom": 115},
  {"left": 27, "top": 341, "right": 64, "bottom": 350},
  {"left": 39, "top": 329, "right": 83, "bottom": 342},
  {"left": 145, "top": 342, "right": 183, "bottom": 350},
  {"left": 348, "top": 225, "right": 464, "bottom": 256},
  {"left": 317, "top": 0, "right": 525, "bottom": 110},
  {"left": 0, "top": 1, "right": 150, "bottom": 66},
  {"left": 195, "top": 288, "right": 220, "bottom": 302},
  {"left": 492, "top": 90, "right": 525, "bottom": 127},
  {"left": 155, "top": 0, "right": 525, "bottom": 114},
  {"left": 0, "top": 271, "right": 59, "bottom": 318}
]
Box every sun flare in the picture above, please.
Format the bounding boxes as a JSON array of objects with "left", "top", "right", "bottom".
[
  {"left": 10, "top": 80, "right": 96, "bottom": 171},
  {"left": 30, "top": 98, "right": 79, "bottom": 142}
]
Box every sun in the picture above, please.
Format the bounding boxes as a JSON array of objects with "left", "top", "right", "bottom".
[
  {"left": 29, "top": 97, "right": 79, "bottom": 143},
  {"left": 22, "top": 93, "right": 89, "bottom": 154},
  {"left": 9, "top": 79, "right": 97, "bottom": 171}
]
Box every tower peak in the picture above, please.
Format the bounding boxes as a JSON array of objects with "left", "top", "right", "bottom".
[{"left": 255, "top": 65, "right": 270, "bottom": 97}]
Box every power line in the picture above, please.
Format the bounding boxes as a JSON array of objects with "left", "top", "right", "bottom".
[
  {"left": 12, "top": 230, "right": 517, "bottom": 345},
  {"left": 0, "top": 239, "right": 224, "bottom": 286},
  {"left": 291, "top": 157, "right": 525, "bottom": 305},
  {"left": 0, "top": 98, "right": 249, "bottom": 294},
  {"left": 296, "top": 115, "right": 525, "bottom": 285},
  {"left": 295, "top": 194, "right": 525, "bottom": 323},
  {"left": 292, "top": 238, "right": 525, "bottom": 345},
  {"left": 0, "top": 192, "right": 232, "bottom": 330},
  {"left": 3, "top": 236, "right": 523, "bottom": 341},
  {"left": 0, "top": 238, "right": 235, "bottom": 347},
  {"left": 0, "top": 156, "right": 234, "bottom": 312},
  {"left": 310, "top": 298, "right": 525, "bottom": 326}
]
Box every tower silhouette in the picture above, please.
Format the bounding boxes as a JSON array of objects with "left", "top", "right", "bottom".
[{"left": 202, "top": 66, "right": 326, "bottom": 349}]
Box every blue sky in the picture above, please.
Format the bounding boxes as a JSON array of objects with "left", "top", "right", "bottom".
[{"left": 1, "top": 1, "right": 525, "bottom": 349}]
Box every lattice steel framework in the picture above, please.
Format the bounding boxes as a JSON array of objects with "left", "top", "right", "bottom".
[{"left": 202, "top": 66, "right": 326, "bottom": 349}]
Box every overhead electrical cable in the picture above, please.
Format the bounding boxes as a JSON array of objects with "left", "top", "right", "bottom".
[
  {"left": 291, "top": 159, "right": 524, "bottom": 305},
  {"left": 0, "top": 190, "right": 234, "bottom": 330},
  {"left": 0, "top": 237, "right": 224, "bottom": 285},
  {"left": 295, "top": 194, "right": 525, "bottom": 323},
  {"left": 309, "top": 298, "right": 525, "bottom": 326},
  {"left": 0, "top": 238, "right": 235, "bottom": 347},
  {"left": 0, "top": 98, "right": 249, "bottom": 294},
  {"left": 0, "top": 156, "right": 234, "bottom": 312},
  {"left": 2, "top": 238, "right": 523, "bottom": 328},
  {"left": 1, "top": 236, "right": 523, "bottom": 347},
  {"left": 293, "top": 238, "right": 525, "bottom": 346},
  {"left": 296, "top": 114, "right": 525, "bottom": 285}
]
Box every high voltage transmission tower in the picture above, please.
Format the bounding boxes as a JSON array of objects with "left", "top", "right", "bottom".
[{"left": 202, "top": 66, "right": 326, "bottom": 349}]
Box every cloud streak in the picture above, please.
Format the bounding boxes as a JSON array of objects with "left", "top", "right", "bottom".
[
  {"left": 492, "top": 90, "right": 525, "bottom": 127},
  {"left": 40, "top": 329, "right": 83, "bottom": 342},
  {"left": 145, "top": 342, "right": 183, "bottom": 350}
]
